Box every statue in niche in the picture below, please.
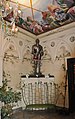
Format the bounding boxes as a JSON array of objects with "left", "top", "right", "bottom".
[{"left": 31, "top": 38, "right": 44, "bottom": 77}]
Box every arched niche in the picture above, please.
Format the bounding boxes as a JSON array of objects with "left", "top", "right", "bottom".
[
  {"left": 54, "top": 40, "right": 72, "bottom": 62},
  {"left": 3, "top": 36, "right": 20, "bottom": 59},
  {"left": 3, "top": 37, "right": 21, "bottom": 89}
]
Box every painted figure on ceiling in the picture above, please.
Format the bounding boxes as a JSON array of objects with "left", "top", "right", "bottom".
[
  {"left": 3, "top": 0, "right": 75, "bottom": 35},
  {"left": 67, "top": 6, "right": 75, "bottom": 20},
  {"left": 41, "top": 10, "right": 61, "bottom": 30},
  {"left": 55, "top": 0, "right": 75, "bottom": 8},
  {"left": 27, "top": 16, "right": 43, "bottom": 34},
  {"left": 47, "top": 4, "right": 67, "bottom": 22}
]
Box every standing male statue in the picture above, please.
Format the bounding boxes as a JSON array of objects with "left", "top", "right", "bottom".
[{"left": 32, "top": 39, "right": 44, "bottom": 76}]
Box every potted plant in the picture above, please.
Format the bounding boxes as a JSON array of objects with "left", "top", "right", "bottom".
[{"left": 0, "top": 79, "right": 21, "bottom": 119}]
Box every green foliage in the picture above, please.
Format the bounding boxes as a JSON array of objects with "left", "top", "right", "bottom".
[
  {"left": 0, "top": 79, "right": 21, "bottom": 119},
  {"left": 1, "top": 105, "right": 12, "bottom": 119}
]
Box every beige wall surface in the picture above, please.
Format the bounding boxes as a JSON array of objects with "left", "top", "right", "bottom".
[{"left": 0, "top": 22, "right": 75, "bottom": 107}]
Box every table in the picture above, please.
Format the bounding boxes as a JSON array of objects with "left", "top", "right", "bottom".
[{"left": 21, "top": 76, "right": 55, "bottom": 109}]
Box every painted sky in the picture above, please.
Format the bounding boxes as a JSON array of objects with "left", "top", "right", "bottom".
[{"left": 11, "top": 0, "right": 56, "bottom": 21}]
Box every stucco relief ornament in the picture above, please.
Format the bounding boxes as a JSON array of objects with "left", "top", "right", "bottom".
[
  {"left": 19, "top": 40, "right": 23, "bottom": 46},
  {"left": 51, "top": 41, "right": 55, "bottom": 47},
  {"left": 70, "top": 36, "right": 75, "bottom": 42}
]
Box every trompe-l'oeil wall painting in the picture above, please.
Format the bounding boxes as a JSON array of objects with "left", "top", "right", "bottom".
[{"left": 1, "top": 0, "right": 75, "bottom": 35}]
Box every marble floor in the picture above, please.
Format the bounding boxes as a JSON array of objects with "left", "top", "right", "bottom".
[{"left": 11, "top": 109, "right": 75, "bottom": 119}]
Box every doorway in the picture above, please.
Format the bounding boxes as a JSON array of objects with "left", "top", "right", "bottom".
[{"left": 67, "top": 58, "right": 75, "bottom": 112}]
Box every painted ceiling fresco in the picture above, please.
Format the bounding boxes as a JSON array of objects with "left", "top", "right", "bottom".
[{"left": 2, "top": 0, "right": 75, "bottom": 35}]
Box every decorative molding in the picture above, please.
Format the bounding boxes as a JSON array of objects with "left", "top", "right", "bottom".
[
  {"left": 70, "top": 36, "right": 75, "bottom": 42},
  {"left": 19, "top": 41, "right": 23, "bottom": 46},
  {"left": 51, "top": 41, "right": 55, "bottom": 47},
  {"left": 38, "top": 22, "right": 75, "bottom": 38}
]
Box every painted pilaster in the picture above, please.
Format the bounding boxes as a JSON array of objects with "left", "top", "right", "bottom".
[
  {"left": 0, "top": 56, "right": 3, "bottom": 86},
  {"left": 0, "top": 27, "right": 4, "bottom": 86}
]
